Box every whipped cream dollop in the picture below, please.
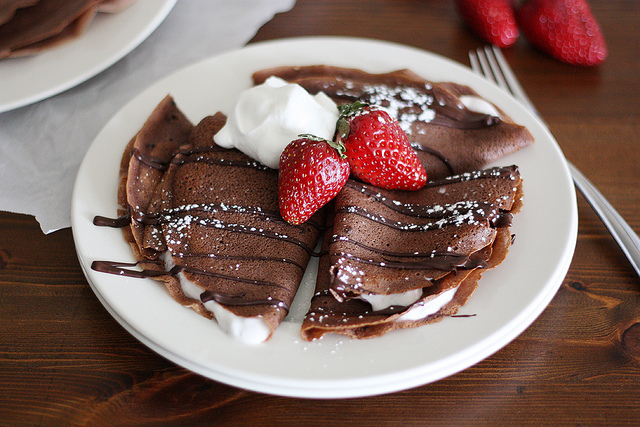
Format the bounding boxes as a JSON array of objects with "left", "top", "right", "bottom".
[{"left": 214, "top": 76, "right": 340, "bottom": 169}]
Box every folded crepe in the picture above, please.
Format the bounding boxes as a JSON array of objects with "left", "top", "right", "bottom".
[
  {"left": 110, "top": 96, "right": 323, "bottom": 344},
  {"left": 301, "top": 166, "right": 523, "bottom": 340},
  {"left": 253, "top": 65, "right": 534, "bottom": 180}
]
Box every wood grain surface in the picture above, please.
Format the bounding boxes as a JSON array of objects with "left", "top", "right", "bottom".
[{"left": 1, "top": 0, "right": 640, "bottom": 425}]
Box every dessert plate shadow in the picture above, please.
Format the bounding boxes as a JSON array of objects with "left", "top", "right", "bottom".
[{"left": 71, "top": 36, "right": 577, "bottom": 398}]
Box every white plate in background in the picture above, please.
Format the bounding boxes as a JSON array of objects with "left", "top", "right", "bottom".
[{"left": 0, "top": 0, "right": 176, "bottom": 113}]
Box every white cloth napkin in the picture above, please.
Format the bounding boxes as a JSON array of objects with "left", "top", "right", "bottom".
[{"left": 0, "top": 0, "right": 295, "bottom": 234}]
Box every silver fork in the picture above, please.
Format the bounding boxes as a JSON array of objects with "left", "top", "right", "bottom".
[{"left": 470, "top": 45, "right": 640, "bottom": 278}]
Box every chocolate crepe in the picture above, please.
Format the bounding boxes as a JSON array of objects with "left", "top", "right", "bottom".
[
  {"left": 0, "top": 0, "right": 39, "bottom": 26},
  {"left": 253, "top": 65, "right": 534, "bottom": 180},
  {"left": 300, "top": 166, "right": 523, "bottom": 340},
  {"left": 113, "top": 96, "right": 323, "bottom": 342}
]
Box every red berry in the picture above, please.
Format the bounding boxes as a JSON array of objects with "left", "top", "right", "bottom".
[
  {"left": 516, "top": 0, "right": 607, "bottom": 66},
  {"left": 455, "top": 0, "right": 519, "bottom": 48},
  {"left": 278, "top": 136, "right": 350, "bottom": 225},
  {"left": 337, "top": 103, "right": 427, "bottom": 191}
]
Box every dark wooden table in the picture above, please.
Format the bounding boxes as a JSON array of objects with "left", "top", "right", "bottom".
[{"left": 2, "top": 0, "right": 639, "bottom": 425}]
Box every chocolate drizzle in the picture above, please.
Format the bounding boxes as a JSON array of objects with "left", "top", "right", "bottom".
[
  {"left": 131, "top": 146, "right": 274, "bottom": 172},
  {"left": 200, "top": 290, "right": 289, "bottom": 311},
  {"left": 336, "top": 203, "right": 500, "bottom": 231},
  {"left": 95, "top": 203, "right": 319, "bottom": 254},
  {"left": 409, "top": 142, "right": 455, "bottom": 176},
  {"left": 92, "top": 260, "right": 290, "bottom": 311},
  {"left": 91, "top": 259, "right": 291, "bottom": 312},
  {"left": 337, "top": 171, "right": 519, "bottom": 229},
  {"left": 274, "top": 69, "right": 501, "bottom": 131},
  {"left": 91, "top": 259, "right": 290, "bottom": 291},
  {"left": 330, "top": 237, "right": 488, "bottom": 271},
  {"left": 344, "top": 180, "right": 503, "bottom": 224}
]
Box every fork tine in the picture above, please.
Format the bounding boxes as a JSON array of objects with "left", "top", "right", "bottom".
[
  {"left": 468, "top": 49, "right": 482, "bottom": 78},
  {"left": 472, "top": 47, "right": 498, "bottom": 85},
  {"left": 470, "top": 46, "right": 640, "bottom": 278},
  {"left": 483, "top": 46, "right": 510, "bottom": 91},
  {"left": 487, "top": 46, "right": 541, "bottom": 117}
]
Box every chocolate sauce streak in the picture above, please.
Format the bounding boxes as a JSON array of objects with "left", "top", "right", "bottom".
[
  {"left": 94, "top": 213, "right": 133, "bottom": 227},
  {"left": 91, "top": 260, "right": 288, "bottom": 310},
  {"left": 91, "top": 259, "right": 291, "bottom": 295},
  {"left": 179, "top": 252, "right": 306, "bottom": 271},
  {"left": 184, "top": 216, "right": 316, "bottom": 254},
  {"left": 291, "top": 76, "right": 501, "bottom": 130},
  {"left": 131, "top": 146, "right": 274, "bottom": 172},
  {"left": 340, "top": 166, "right": 516, "bottom": 229},
  {"left": 426, "top": 165, "right": 518, "bottom": 188},
  {"left": 330, "top": 237, "right": 488, "bottom": 271},
  {"left": 337, "top": 252, "right": 484, "bottom": 272},
  {"left": 311, "top": 286, "right": 451, "bottom": 317},
  {"left": 310, "top": 289, "right": 407, "bottom": 316},
  {"left": 201, "top": 290, "right": 289, "bottom": 311},
  {"left": 96, "top": 202, "right": 318, "bottom": 231},
  {"left": 95, "top": 203, "right": 321, "bottom": 254},
  {"left": 346, "top": 181, "right": 497, "bottom": 219},
  {"left": 347, "top": 165, "right": 517, "bottom": 193},
  {"left": 409, "top": 142, "right": 455, "bottom": 176},
  {"left": 336, "top": 203, "right": 497, "bottom": 232}
]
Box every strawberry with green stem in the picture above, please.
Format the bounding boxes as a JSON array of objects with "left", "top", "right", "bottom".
[
  {"left": 278, "top": 135, "right": 350, "bottom": 225},
  {"left": 336, "top": 102, "right": 427, "bottom": 191}
]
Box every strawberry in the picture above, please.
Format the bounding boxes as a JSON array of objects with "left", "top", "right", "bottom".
[
  {"left": 278, "top": 135, "right": 350, "bottom": 225},
  {"left": 515, "top": 0, "right": 607, "bottom": 66},
  {"left": 455, "top": 0, "right": 519, "bottom": 48},
  {"left": 336, "top": 103, "right": 427, "bottom": 191}
]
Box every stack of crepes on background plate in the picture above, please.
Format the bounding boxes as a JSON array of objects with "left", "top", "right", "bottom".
[{"left": 0, "top": 0, "right": 136, "bottom": 58}]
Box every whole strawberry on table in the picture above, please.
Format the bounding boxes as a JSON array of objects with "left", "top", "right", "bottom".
[{"left": 455, "top": 0, "right": 608, "bottom": 66}]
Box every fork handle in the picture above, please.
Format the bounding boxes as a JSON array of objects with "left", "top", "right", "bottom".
[{"left": 567, "top": 161, "right": 640, "bottom": 276}]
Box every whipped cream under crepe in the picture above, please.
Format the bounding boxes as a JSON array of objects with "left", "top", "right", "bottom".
[
  {"left": 163, "top": 252, "right": 272, "bottom": 345},
  {"left": 214, "top": 76, "right": 339, "bottom": 169}
]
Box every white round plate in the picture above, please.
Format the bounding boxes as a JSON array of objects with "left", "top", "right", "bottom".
[
  {"left": 0, "top": 0, "right": 176, "bottom": 113},
  {"left": 71, "top": 37, "right": 577, "bottom": 399}
]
